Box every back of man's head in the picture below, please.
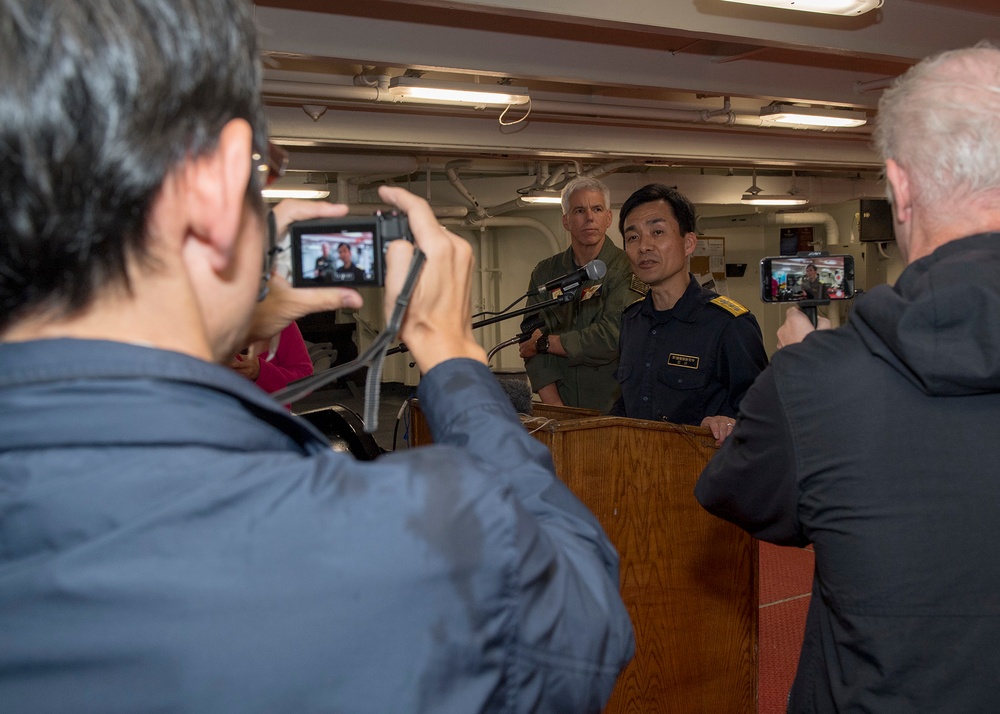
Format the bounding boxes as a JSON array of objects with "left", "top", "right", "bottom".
[
  {"left": 874, "top": 43, "right": 1000, "bottom": 212},
  {"left": 618, "top": 183, "right": 697, "bottom": 237},
  {"left": 0, "top": 0, "right": 268, "bottom": 333},
  {"left": 560, "top": 176, "right": 611, "bottom": 215}
]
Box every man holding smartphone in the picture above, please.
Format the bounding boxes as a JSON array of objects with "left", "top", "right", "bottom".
[
  {"left": 697, "top": 44, "right": 1000, "bottom": 713},
  {"left": 0, "top": 2, "right": 634, "bottom": 711}
]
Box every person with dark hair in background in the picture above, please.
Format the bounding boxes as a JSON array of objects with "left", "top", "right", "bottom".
[
  {"left": 333, "top": 241, "right": 367, "bottom": 282},
  {"left": 519, "top": 176, "right": 637, "bottom": 412},
  {"left": 798, "top": 262, "right": 828, "bottom": 300},
  {"left": 696, "top": 44, "right": 1000, "bottom": 712},
  {"left": 0, "top": 2, "right": 634, "bottom": 712},
  {"left": 609, "top": 183, "right": 767, "bottom": 445}
]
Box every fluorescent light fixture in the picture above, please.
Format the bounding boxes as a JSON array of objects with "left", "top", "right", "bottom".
[
  {"left": 520, "top": 191, "right": 563, "bottom": 205},
  {"left": 387, "top": 76, "right": 530, "bottom": 107},
  {"left": 720, "top": 0, "right": 882, "bottom": 16},
  {"left": 760, "top": 103, "right": 867, "bottom": 128},
  {"left": 261, "top": 188, "right": 330, "bottom": 200},
  {"left": 741, "top": 170, "right": 810, "bottom": 206},
  {"left": 742, "top": 193, "right": 810, "bottom": 206}
]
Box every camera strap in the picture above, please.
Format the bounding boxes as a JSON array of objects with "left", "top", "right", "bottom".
[{"left": 270, "top": 248, "right": 426, "bottom": 433}]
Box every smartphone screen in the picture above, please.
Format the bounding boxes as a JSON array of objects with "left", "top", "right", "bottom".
[{"left": 760, "top": 254, "right": 855, "bottom": 303}]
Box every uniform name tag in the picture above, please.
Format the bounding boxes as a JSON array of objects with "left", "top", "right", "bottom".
[{"left": 667, "top": 353, "right": 700, "bottom": 369}]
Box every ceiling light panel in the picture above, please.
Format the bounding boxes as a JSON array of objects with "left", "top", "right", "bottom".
[
  {"left": 720, "top": 0, "right": 882, "bottom": 16},
  {"left": 387, "top": 77, "right": 530, "bottom": 107},
  {"left": 760, "top": 103, "right": 867, "bottom": 128}
]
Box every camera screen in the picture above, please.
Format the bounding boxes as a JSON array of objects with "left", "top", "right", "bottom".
[
  {"left": 292, "top": 227, "right": 379, "bottom": 287},
  {"left": 760, "top": 255, "right": 855, "bottom": 302}
]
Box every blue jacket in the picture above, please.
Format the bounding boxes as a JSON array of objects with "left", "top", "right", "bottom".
[{"left": 0, "top": 339, "right": 634, "bottom": 713}]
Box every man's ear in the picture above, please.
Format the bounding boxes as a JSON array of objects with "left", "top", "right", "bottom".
[
  {"left": 184, "top": 119, "right": 254, "bottom": 272},
  {"left": 885, "top": 159, "right": 912, "bottom": 227},
  {"left": 683, "top": 231, "right": 698, "bottom": 256}
]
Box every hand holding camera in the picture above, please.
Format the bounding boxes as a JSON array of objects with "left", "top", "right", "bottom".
[{"left": 378, "top": 185, "right": 488, "bottom": 374}]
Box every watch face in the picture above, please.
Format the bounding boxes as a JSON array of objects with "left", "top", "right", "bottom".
[{"left": 536, "top": 335, "right": 549, "bottom": 354}]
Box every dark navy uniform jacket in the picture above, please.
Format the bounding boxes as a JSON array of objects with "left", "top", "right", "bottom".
[
  {"left": 609, "top": 274, "right": 767, "bottom": 424},
  {"left": 0, "top": 339, "right": 634, "bottom": 713}
]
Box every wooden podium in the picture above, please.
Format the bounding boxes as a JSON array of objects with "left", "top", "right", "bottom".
[{"left": 409, "top": 402, "right": 757, "bottom": 714}]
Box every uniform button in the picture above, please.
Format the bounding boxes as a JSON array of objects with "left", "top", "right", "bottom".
[
  {"left": 645, "top": 362, "right": 651, "bottom": 368},
  {"left": 642, "top": 396, "right": 649, "bottom": 402},
  {"left": 651, "top": 329, "right": 657, "bottom": 335}
]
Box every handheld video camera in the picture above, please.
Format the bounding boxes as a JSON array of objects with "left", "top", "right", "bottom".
[{"left": 288, "top": 211, "right": 413, "bottom": 288}]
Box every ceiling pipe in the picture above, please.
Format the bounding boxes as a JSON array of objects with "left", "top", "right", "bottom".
[
  {"left": 441, "top": 216, "right": 562, "bottom": 255},
  {"left": 698, "top": 211, "right": 838, "bottom": 247},
  {"left": 445, "top": 159, "right": 489, "bottom": 220},
  {"left": 262, "top": 80, "right": 867, "bottom": 132}
]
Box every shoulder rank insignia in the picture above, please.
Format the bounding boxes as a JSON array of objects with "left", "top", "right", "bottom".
[
  {"left": 709, "top": 295, "right": 750, "bottom": 317},
  {"left": 629, "top": 275, "right": 650, "bottom": 296}
]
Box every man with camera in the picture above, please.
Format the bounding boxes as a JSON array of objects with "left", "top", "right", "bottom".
[
  {"left": 0, "top": 2, "right": 634, "bottom": 711},
  {"left": 608, "top": 184, "right": 768, "bottom": 446},
  {"left": 696, "top": 44, "right": 1000, "bottom": 712}
]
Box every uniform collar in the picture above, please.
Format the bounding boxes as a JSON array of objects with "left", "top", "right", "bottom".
[{"left": 640, "top": 273, "right": 705, "bottom": 323}]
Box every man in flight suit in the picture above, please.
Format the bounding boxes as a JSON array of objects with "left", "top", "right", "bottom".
[
  {"left": 609, "top": 184, "right": 767, "bottom": 445},
  {"left": 519, "top": 177, "right": 637, "bottom": 412}
]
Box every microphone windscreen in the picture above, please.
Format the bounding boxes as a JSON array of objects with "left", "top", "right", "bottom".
[
  {"left": 496, "top": 374, "right": 534, "bottom": 415},
  {"left": 586, "top": 259, "right": 607, "bottom": 281}
]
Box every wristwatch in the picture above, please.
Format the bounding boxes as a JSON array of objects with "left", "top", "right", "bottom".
[{"left": 535, "top": 333, "right": 550, "bottom": 354}]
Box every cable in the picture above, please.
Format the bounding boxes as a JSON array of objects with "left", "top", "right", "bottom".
[
  {"left": 270, "top": 249, "right": 426, "bottom": 433},
  {"left": 471, "top": 292, "right": 529, "bottom": 319}
]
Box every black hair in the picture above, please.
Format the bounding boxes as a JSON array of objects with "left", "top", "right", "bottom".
[
  {"left": 0, "top": 0, "right": 268, "bottom": 331},
  {"left": 618, "top": 184, "right": 697, "bottom": 237}
]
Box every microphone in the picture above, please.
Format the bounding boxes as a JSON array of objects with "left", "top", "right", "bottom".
[{"left": 534, "top": 259, "right": 606, "bottom": 295}]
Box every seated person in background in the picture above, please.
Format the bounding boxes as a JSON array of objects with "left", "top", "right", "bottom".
[
  {"left": 230, "top": 321, "right": 314, "bottom": 393},
  {"left": 519, "top": 177, "right": 637, "bottom": 412},
  {"left": 333, "top": 242, "right": 367, "bottom": 282},
  {"left": 608, "top": 184, "right": 768, "bottom": 445},
  {"left": 0, "top": 1, "right": 634, "bottom": 711},
  {"left": 798, "top": 263, "right": 828, "bottom": 300}
]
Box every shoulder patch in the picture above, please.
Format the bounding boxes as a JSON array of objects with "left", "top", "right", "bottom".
[
  {"left": 708, "top": 295, "right": 750, "bottom": 317},
  {"left": 629, "top": 275, "right": 650, "bottom": 296}
]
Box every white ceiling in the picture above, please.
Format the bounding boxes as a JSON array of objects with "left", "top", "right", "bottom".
[{"left": 253, "top": 0, "right": 1000, "bottom": 195}]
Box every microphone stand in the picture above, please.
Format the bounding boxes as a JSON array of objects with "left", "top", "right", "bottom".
[{"left": 385, "top": 289, "right": 577, "bottom": 357}]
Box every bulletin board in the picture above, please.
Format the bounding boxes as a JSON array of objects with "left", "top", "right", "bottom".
[{"left": 692, "top": 236, "right": 728, "bottom": 295}]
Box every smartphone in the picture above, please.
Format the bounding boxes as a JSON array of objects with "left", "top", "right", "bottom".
[
  {"left": 288, "top": 211, "right": 412, "bottom": 288},
  {"left": 759, "top": 254, "right": 855, "bottom": 303}
]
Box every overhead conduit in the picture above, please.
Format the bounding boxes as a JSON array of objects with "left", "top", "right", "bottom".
[{"left": 262, "top": 80, "right": 776, "bottom": 129}]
